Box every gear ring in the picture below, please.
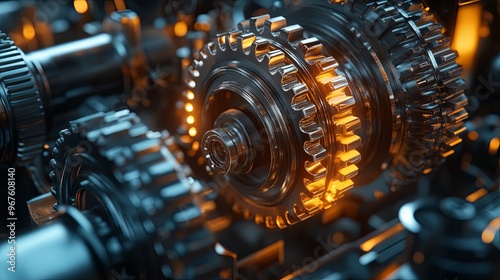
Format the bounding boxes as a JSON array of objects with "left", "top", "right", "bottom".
[
  {"left": 178, "top": 15, "right": 361, "bottom": 228},
  {"left": 280, "top": 0, "right": 468, "bottom": 185},
  {"left": 51, "top": 110, "right": 223, "bottom": 279}
]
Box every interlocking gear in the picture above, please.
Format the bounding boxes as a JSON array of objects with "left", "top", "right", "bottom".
[
  {"left": 178, "top": 15, "right": 361, "bottom": 228},
  {"left": 0, "top": 31, "right": 45, "bottom": 165},
  {"left": 51, "top": 110, "right": 223, "bottom": 279}
]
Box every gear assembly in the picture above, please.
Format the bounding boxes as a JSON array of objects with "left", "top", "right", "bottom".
[{"left": 0, "top": 0, "right": 499, "bottom": 279}]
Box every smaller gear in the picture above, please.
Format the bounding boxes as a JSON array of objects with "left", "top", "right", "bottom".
[{"left": 51, "top": 110, "right": 224, "bottom": 279}]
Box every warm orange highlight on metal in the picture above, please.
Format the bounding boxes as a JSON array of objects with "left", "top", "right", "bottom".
[
  {"left": 465, "top": 188, "right": 488, "bottom": 202},
  {"left": 360, "top": 223, "right": 404, "bottom": 252},
  {"left": 175, "top": 21, "right": 188, "bottom": 37},
  {"left": 481, "top": 217, "right": 500, "bottom": 244}
]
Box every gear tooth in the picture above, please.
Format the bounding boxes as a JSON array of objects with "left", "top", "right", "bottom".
[
  {"left": 298, "top": 37, "right": 323, "bottom": 63},
  {"left": 304, "top": 142, "right": 327, "bottom": 162},
  {"left": 292, "top": 95, "right": 316, "bottom": 118},
  {"left": 253, "top": 38, "right": 270, "bottom": 60},
  {"left": 441, "top": 149, "right": 455, "bottom": 158},
  {"left": 305, "top": 160, "right": 327, "bottom": 180},
  {"left": 49, "top": 158, "right": 58, "bottom": 169},
  {"left": 292, "top": 83, "right": 309, "bottom": 96},
  {"left": 299, "top": 119, "right": 324, "bottom": 142},
  {"left": 276, "top": 215, "right": 287, "bottom": 229},
  {"left": 285, "top": 211, "right": 299, "bottom": 225},
  {"left": 304, "top": 177, "right": 326, "bottom": 197},
  {"left": 334, "top": 116, "right": 361, "bottom": 134},
  {"left": 444, "top": 136, "right": 462, "bottom": 148},
  {"left": 266, "top": 49, "right": 285, "bottom": 72},
  {"left": 337, "top": 133, "right": 362, "bottom": 152},
  {"left": 243, "top": 209, "right": 253, "bottom": 219},
  {"left": 49, "top": 171, "right": 56, "bottom": 181},
  {"left": 328, "top": 93, "right": 355, "bottom": 115},
  {"left": 205, "top": 41, "right": 217, "bottom": 56},
  {"left": 237, "top": 33, "right": 256, "bottom": 54},
  {"left": 326, "top": 75, "right": 349, "bottom": 91},
  {"left": 446, "top": 122, "right": 466, "bottom": 137},
  {"left": 228, "top": 30, "right": 243, "bottom": 51},
  {"left": 265, "top": 16, "right": 287, "bottom": 33},
  {"left": 216, "top": 33, "right": 228, "bottom": 51},
  {"left": 265, "top": 215, "right": 277, "bottom": 229},
  {"left": 232, "top": 203, "right": 243, "bottom": 214},
  {"left": 278, "top": 64, "right": 298, "bottom": 90},
  {"left": 279, "top": 24, "right": 304, "bottom": 43},
  {"left": 445, "top": 93, "right": 468, "bottom": 111},
  {"left": 326, "top": 179, "right": 354, "bottom": 203},
  {"left": 238, "top": 19, "right": 251, "bottom": 32},
  {"left": 334, "top": 150, "right": 361, "bottom": 168},
  {"left": 293, "top": 203, "right": 307, "bottom": 219},
  {"left": 254, "top": 213, "right": 264, "bottom": 225},
  {"left": 250, "top": 14, "right": 271, "bottom": 32},
  {"left": 188, "top": 66, "right": 200, "bottom": 78},
  {"left": 318, "top": 56, "right": 339, "bottom": 74},
  {"left": 300, "top": 193, "right": 321, "bottom": 214},
  {"left": 447, "top": 108, "right": 468, "bottom": 124},
  {"left": 335, "top": 165, "right": 359, "bottom": 181}
]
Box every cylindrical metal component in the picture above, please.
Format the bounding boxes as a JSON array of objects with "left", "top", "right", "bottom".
[
  {"left": 26, "top": 34, "right": 124, "bottom": 112},
  {"left": 0, "top": 209, "right": 106, "bottom": 280}
]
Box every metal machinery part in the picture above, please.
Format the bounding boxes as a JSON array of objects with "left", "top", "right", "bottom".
[
  {"left": 177, "top": 0, "right": 468, "bottom": 228},
  {"left": 0, "top": 9, "right": 170, "bottom": 167},
  {"left": 0, "top": 110, "right": 224, "bottom": 279}
]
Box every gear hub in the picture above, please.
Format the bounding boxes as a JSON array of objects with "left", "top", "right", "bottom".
[{"left": 177, "top": 0, "right": 467, "bottom": 229}]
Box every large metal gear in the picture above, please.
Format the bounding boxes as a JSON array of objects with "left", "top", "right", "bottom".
[
  {"left": 178, "top": 15, "right": 361, "bottom": 229},
  {"left": 50, "top": 110, "right": 223, "bottom": 279},
  {"left": 279, "top": 0, "right": 468, "bottom": 185}
]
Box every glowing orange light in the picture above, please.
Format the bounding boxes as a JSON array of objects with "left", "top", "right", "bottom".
[
  {"left": 451, "top": 2, "right": 482, "bottom": 79},
  {"left": 73, "top": 0, "right": 88, "bottom": 14},
  {"left": 186, "top": 115, "right": 195, "bottom": 124},
  {"left": 194, "top": 22, "right": 211, "bottom": 32},
  {"left": 185, "top": 103, "right": 194, "bottom": 112},
  {"left": 174, "top": 21, "right": 188, "bottom": 37},
  {"left": 192, "top": 141, "right": 199, "bottom": 151},
  {"left": 22, "top": 22, "right": 35, "bottom": 40},
  {"left": 186, "top": 90, "right": 195, "bottom": 100},
  {"left": 465, "top": 188, "right": 488, "bottom": 202},
  {"left": 467, "top": 131, "right": 478, "bottom": 141},
  {"left": 481, "top": 217, "right": 500, "bottom": 244},
  {"left": 489, "top": 138, "right": 500, "bottom": 155},
  {"left": 188, "top": 127, "right": 197, "bottom": 137},
  {"left": 360, "top": 223, "right": 404, "bottom": 252}
]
